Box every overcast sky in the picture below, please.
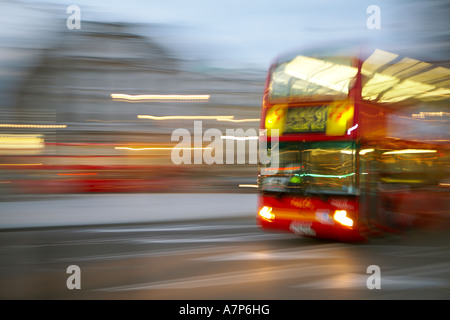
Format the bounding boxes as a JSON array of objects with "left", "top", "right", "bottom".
[{"left": 10, "top": 0, "right": 450, "bottom": 69}]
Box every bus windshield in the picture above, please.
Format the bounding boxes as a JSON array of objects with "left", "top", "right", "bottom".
[
  {"left": 268, "top": 56, "right": 357, "bottom": 103},
  {"left": 260, "top": 141, "right": 357, "bottom": 195}
]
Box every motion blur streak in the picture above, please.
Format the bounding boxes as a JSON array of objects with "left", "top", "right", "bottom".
[
  {"left": 137, "top": 115, "right": 234, "bottom": 120},
  {"left": 0, "top": 163, "right": 43, "bottom": 166},
  {"left": 115, "top": 147, "right": 211, "bottom": 151},
  {"left": 220, "top": 135, "right": 259, "bottom": 141},
  {"left": 0, "top": 124, "right": 67, "bottom": 128},
  {"left": 57, "top": 173, "right": 98, "bottom": 176},
  {"left": 111, "top": 93, "right": 211, "bottom": 102},
  {"left": 216, "top": 118, "right": 260, "bottom": 122},
  {"left": 382, "top": 149, "right": 437, "bottom": 155}
]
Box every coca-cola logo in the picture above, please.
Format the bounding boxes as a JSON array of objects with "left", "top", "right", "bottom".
[{"left": 290, "top": 198, "right": 314, "bottom": 210}]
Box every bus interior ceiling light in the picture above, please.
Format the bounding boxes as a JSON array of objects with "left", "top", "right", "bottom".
[
  {"left": 284, "top": 56, "right": 358, "bottom": 94},
  {"left": 361, "top": 51, "right": 450, "bottom": 103},
  {"left": 361, "top": 49, "right": 399, "bottom": 75}
]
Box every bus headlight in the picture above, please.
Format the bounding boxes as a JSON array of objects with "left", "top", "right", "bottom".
[
  {"left": 259, "top": 206, "right": 275, "bottom": 222},
  {"left": 333, "top": 210, "right": 353, "bottom": 227}
]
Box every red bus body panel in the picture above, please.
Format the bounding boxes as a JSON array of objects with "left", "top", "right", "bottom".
[{"left": 257, "top": 194, "right": 365, "bottom": 242}]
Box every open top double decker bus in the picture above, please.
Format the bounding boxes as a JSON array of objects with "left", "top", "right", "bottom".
[{"left": 257, "top": 46, "right": 449, "bottom": 241}]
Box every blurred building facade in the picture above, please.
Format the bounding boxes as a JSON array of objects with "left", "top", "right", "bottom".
[{"left": 1, "top": 20, "right": 265, "bottom": 194}]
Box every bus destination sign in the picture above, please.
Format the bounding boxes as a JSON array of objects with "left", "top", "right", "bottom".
[{"left": 284, "top": 106, "right": 328, "bottom": 133}]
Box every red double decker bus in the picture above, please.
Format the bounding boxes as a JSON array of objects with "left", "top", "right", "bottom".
[{"left": 257, "top": 46, "right": 449, "bottom": 241}]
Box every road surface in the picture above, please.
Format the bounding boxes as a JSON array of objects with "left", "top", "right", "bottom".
[{"left": 0, "top": 214, "right": 449, "bottom": 300}]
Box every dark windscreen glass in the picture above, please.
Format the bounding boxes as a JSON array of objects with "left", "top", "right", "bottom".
[{"left": 260, "top": 141, "right": 357, "bottom": 195}]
